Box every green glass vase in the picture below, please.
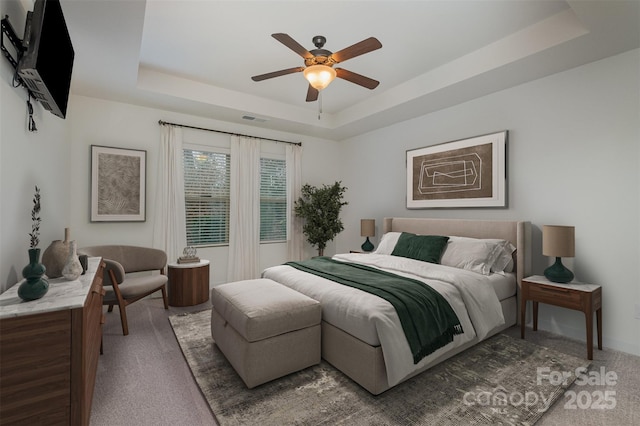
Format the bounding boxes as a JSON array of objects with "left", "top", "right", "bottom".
[
  {"left": 361, "top": 237, "right": 374, "bottom": 252},
  {"left": 543, "top": 257, "right": 574, "bottom": 284},
  {"left": 18, "top": 248, "right": 49, "bottom": 301}
]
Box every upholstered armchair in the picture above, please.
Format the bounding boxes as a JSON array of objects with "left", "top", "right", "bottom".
[{"left": 79, "top": 245, "right": 169, "bottom": 335}]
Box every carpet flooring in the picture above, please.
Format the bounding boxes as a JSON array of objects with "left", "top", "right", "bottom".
[
  {"left": 170, "top": 309, "right": 589, "bottom": 426},
  {"left": 90, "top": 299, "right": 640, "bottom": 426}
]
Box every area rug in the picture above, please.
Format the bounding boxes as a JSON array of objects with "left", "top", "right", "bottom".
[{"left": 169, "top": 310, "right": 589, "bottom": 426}]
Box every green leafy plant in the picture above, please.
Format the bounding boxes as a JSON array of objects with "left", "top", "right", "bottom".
[
  {"left": 294, "top": 181, "right": 348, "bottom": 256},
  {"left": 29, "top": 186, "right": 41, "bottom": 248}
]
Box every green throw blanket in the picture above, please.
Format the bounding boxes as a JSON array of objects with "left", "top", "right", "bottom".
[{"left": 285, "top": 257, "right": 463, "bottom": 364}]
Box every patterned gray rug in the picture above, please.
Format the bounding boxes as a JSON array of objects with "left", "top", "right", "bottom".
[{"left": 169, "top": 310, "right": 589, "bottom": 426}]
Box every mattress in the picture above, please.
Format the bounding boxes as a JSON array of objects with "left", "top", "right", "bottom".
[
  {"left": 262, "top": 252, "right": 506, "bottom": 386},
  {"left": 485, "top": 270, "right": 517, "bottom": 300},
  {"left": 348, "top": 253, "right": 517, "bottom": 301}
]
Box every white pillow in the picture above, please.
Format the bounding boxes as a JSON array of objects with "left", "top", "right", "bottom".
[
  {"left": 440, "top": 236, "right": 514, "bottom": 275},
  {"left": 373, "top": 232, "right": 402, "bottom": 255},
  {"left": 491, "top": 242, "right": 516, "bottom": 274}
]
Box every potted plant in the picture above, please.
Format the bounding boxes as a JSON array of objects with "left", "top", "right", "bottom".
[{"left": 294, "top": 181, "right": 348, "bottom": 256}]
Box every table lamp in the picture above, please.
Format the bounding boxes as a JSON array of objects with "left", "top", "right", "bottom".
[
  {"left": 360, "top": 219, "right": 375, "bottom": 252},
  {"left": 542, "top": 225, "right": 575, "bottom": 283}
]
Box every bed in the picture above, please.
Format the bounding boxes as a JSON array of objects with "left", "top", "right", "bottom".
[{"left": 262, "top": 217, "right": 531, "bottom": 395}]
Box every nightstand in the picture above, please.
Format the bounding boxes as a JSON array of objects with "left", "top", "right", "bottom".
[
  {"left": 520, "top": 275, "right": 602, "bottom": 360},
  {"left": 167, "top": 260, "right": 210, "bottom": 307}
]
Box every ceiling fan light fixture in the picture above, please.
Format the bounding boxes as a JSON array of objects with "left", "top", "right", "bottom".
[{"left": 303, "top": 65, "right": 336, "bottom": 90}]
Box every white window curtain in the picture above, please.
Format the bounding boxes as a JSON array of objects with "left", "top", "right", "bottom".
[
  {"left": 153, "top": 124, "right": 187, "bottom": 263},
  {"left": 286, "top": 144, "right": 304, "bottom": 261},
  {"left": 227, "top": 135, "right": 261, "bottom": 281}
]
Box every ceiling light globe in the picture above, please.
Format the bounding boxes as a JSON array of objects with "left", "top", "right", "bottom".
[{"left": 303, "top": 65, "right": 337, "bottom": 90}]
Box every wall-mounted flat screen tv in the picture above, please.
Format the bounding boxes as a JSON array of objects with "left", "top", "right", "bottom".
[{"left": 17, "top": 0, "right": 74, "bottom": 119}]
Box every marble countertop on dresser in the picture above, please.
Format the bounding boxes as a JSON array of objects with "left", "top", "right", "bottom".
[{"left": 0, "top": 257, "right": 102, "bottom": 319}]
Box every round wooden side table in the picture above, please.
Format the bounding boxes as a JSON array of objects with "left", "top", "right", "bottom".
[{"left": 167, "top": 260, "right": 210, "bottom": 307}]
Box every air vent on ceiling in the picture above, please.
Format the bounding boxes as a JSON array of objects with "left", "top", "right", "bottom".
[{"left": 242, "top": 115, "right": 269, "bottom": 123}]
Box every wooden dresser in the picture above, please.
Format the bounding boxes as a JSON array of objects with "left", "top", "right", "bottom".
[{"left": 0, "top": 257, "right": 105, "bottom": 425}]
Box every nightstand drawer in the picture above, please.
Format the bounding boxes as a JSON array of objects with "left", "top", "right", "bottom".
[{"left": 527, "top": 283, "right": 583, "bottom": 310}]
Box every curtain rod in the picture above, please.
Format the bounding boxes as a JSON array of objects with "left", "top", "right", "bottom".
[{"left": 158, "top": 120, "right": 302, "bottom": 146}]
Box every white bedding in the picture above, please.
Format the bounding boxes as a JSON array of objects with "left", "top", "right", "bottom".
[{"left": 262, "top": 253, "right": 505, "bottom": 386}]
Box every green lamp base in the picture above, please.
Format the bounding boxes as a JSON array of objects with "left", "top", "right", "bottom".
[
  {"left": 544, "top": 257, "right": 574, "bottom": 283},
  {"left": 361, "top": 237, "right": 374, "bottom": 252}
]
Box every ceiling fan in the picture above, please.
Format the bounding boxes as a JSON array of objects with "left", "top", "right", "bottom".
[{"left": 251, "top": 33, "right": 382, "bottom": 102}]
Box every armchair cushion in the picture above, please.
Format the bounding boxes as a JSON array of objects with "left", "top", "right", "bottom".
[
  {"left": 103, "top": 274, "right": 168, "bottom": 302},
  {"left": 101, "top": 259, "right": 126, "bottom": 285},
  {"left": 80, "top": 245, "right": 167, "bottom": 273}
]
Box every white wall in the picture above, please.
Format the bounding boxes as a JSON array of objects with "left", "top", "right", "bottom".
[
  {"left": 67, "top": 96, "right": 341, "bottom": 286},
  {"left": 0, "top": 0, "right": 72, "bottom": 293},
  {"left": 336, "top": 49, "right": 640, "bottom": 356}
]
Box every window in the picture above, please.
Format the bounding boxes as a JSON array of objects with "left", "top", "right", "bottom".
[
  {"left": 183, "top": 149, "right": 287, "bottom": 246},
  {"left": 183, "top": 149, "right": 230, "bottom": 245},
  {"left": 260, "top": 157, "right": 287, "bottom": 242}
]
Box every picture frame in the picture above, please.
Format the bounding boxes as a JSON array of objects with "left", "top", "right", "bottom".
[
  {"left": 91, "top": 145, "right": 146, "bottom": 221},
  {"left": 406, "top": 131, "right": 507, "bottom": 209}
]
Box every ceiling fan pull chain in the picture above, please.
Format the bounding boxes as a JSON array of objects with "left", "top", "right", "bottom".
[{"left": 318, "top": 92, "right": 322, "bottom": 120}]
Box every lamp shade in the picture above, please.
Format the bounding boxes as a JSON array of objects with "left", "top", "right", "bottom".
[
  {"left": 303, "top": 65, "right": 337, "bottom": 90},
  {"left": 542, "top": 225, "right": 575, "bottom": 258},
  {"left": 361, "top": 219, "right": 375, "bottom": 237}
]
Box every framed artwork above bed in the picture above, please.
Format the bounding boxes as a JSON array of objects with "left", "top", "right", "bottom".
[{"left": 406, "top": 131, "right": 507, "bottom": 209}]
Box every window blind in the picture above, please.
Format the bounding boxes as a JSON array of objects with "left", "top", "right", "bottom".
[
  {"left": 183, "top": 149, "right": 287, "bottom": 245},
  {"left": 183, "top": 149, "right": 230, "bottom": 245},
  {"left": 260, "top": 157, "right": 287, "bottom": 242}
]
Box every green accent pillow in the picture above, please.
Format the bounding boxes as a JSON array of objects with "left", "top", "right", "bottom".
[{"left": 391, "top": 233, "right": 450, "bottom": 264}]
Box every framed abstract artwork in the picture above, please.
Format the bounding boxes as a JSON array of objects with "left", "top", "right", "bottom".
[
  {"left": 406, "top": 131, "right": 507, "bottom": 208},
  {"left": 91, "top": 145, "right": 146, "bottom": 221}
]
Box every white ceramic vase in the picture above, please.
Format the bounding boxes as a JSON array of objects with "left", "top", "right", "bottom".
[{"left": 62, "top": 240, "right": 82, "bottom": 281}]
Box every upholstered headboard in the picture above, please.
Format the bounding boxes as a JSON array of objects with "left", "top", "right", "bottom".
[{"left": 383, "top": 217, "right": 531, "bottom": 295}]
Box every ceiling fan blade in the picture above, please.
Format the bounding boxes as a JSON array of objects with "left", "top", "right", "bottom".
[
  {"left": 251, "top": 67, "right": 305, "bottom": 81},
  {"left": 306, "top": 85, "right": 319, "bottom": 102},
  {"left": 272, "top": 33, "right": 314, "bottom": 59},
  {"left": 330, "top": 37, "right": 382, "bottom": 63},
  {"left": 335, "top": 68, "right": 380, "bottom": 89}
]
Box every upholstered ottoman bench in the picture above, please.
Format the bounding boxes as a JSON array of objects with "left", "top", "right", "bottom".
[{"left": 210, "top": 278, "right": 321, "bottom": 388}]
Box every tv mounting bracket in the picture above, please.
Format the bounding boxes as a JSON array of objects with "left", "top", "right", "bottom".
[
  {"left": 2, "top": 14, "right": 39, "bottom": 131},
  {"left": 1, "top": 15, "right": 26, "bottom": 80}
]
